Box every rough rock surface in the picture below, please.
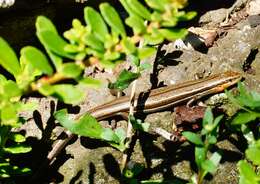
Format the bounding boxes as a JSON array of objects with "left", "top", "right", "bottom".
[{"left": 55, "top": 17, "right": 260, "bottom": 183}]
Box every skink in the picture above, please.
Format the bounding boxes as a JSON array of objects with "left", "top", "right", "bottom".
[
  {"left": 89, "top": 71, "right": 242, "bottom": 120},
  {"left": 47, "top": 71, "right": 242, "bottom": 162}
]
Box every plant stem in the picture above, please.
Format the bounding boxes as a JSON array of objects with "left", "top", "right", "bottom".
[
  {"left": 121, "top": 35, "right": 145, "bottom": 169},
  {"left": 30, "top": 73, "right": 66, "bottom": 91},
  {"left": 121, "top": 67, "right": 137, "bottom": 169}
]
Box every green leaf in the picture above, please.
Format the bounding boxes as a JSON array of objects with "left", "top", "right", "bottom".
[
  {"left": 114, "top": 128, "right": 126, "bottom": 143},
  {"left": 202, "top": 152, "right": 222, "bottom": 175},
  {"left": 177, "top": 11, "right": 197, "bottom": 21},
  {"left": 251, "top": 91, "right": 260, "bottom": 102},
  {"left": 79, "top": 77, "right": 103, "bottom": 89},
  {"left": 234, "top": 82, "right": 260, "bottom": 109},
  {"left": 99, "top": 59, "right": 120, "bottom": 69},
  {"left": 19, "top": 56, "right": 43, "bottom": 88},
  {"left": 151, "top": 11, "right": 163, "bottom": 22},
  {"left": 100, "top": 3, "right": 126, "bottom": 37},
  {"left": 60, "top": 63, "right": 82, "bottom": 78},
  {"left": 140, "top": 63, "right": 152, "bottom": 71},
  {"left": 55, "top": 109, "right": 103, "bottom": 139},
  {"left": 119, "top": 0, "right": 138, "bottom": 17},
  {"left": 101, "top": 128, "right": 120, "bottom": 143},
  {"left": 182, "top": 131, "right": 203, "bottom": 146},
  {"left": 38, "top": 83, "right": 55, "bottom": 96},
  {"left": 144, "top": 32, "right": 164, "bottom": 45},
  {"left": 238, "top": 160, "right": 260, "bottom": 184},
  {"left": 207, "top": 135, "right": 217, "bottom": 144},
  {"left": 104, "top": 51, "right": 121, "bottom": 61},
  {"left": 124, "top": 162, "right": 144, "bottom": 178},
  {"left": 231, "top": 111, "right": 258, "bottom": 125},
  {"left": 9, "top": 133, "right": 26, "bottom": 143},
  {"left": 145, "top": 0, "right": 165, "bottom": 11},
  {"left": 4, "top": 144, "right": 31, "bottom": 154},
  {"left": 225, "top": 89, "right": 243, "bottom": 108},
  {"left": 109, "top": 141, "right": 127, "bottom": 152},
  {"left": 36, "top": 16, "right": 64, "bottom": 69},
  {"left": 161, "top": 18, "right": 178, "bottom": 27},
  {"left": 0, "top": 163, "right": 31, "bottom": 178},
  {"left": 0, "top": 37, "right": 21, "bottom": 77},
  {"left": 15, "top": 101, "right": 38, "bottom": 112},
  {"left": 203, "top": 115, "right": 223, "bottom": 135},
  {"left": 20, "top": 46, "right": 53, "bottom": 75},
  {"left": 15, "top": 167, "right": 31, "bottom": 176},
  {"left": 0, "top": 74, "right": 7, "bottom": 83},
  {"left": 210, "top": 151, "right": 222, "bottom": 167},
  {"left": 46, "top": 49, "right": 63, "bottom": 71},
  {"left": 1, "top": 104, "right": 18, "bottom": 126},
  {"left": 108, "top": 69, "right": 140, "bottom": 90},
  {"left": 241, "top": 125, "right": 255, "bottom": 144},
  {"left": 203, "top": 107, "right": 214, "bottom": 127},
  {"left": 85, "top": 48, "right": 104, "bottom": 59},
  {"left": 126, "top": 0, "right": 151, "bottom": 20},
  {"left": 55, "top": 114, "right": 127, "bottom": 151},
  {"left": 37, "top": 31, "right": 75, "bottom": 59},
  {"left": 75, "top": 52, "right": 86, "bottom": 61},
  {"left": 246, "top": 140, "right": 260, "bottom": 165},
  {"left": 3, "top": 80, "right": 22, "bottom": 99},
  {"left": 83, "top": 34, "right": 105, "bottom": 52},
  {"left": 238, "top": 82, "right": 249, "bottom": 99},
  {"left": 212, "top": 115, "right": 223, "bottom": 128},
  {"left": 52, "top": 84, "right": 85, "bottom": 105},
  {"left": 129, "top": 54, "right": 140, "bottom": 66},
  {"left": 36, "top": 16, "right": 58, "bottom": 33},
  {"left": 124, "top": 169, "right": 134, "bottom": 179},
  {"left": 54, "top": 109, "right": 76, "bottom": 128},
  {"left": 72, "top": 18, "right": 82, "bottom": 29},
  {"left": 39, "top": 84, "right": 85, "bottom": 104},
  {"left": 158, "top": 28, "right": 188, "bottom": 40},
  {"left": 195, "top": 147, "right": 207, "bottom": 168},
  {"left": 64, "top": 44, "right": 80, "bottom": 53},
  {"left": 121, "top": 38, "right": 137, "bottom": 55},
  {"left": 84, "top": 7, "right": 108, "bottom": 42},
  {"left": 201, "top": 160, "right": 217, "bottom": 174},
  {"left": 125, "top": 15, "right": 146, "bottom": 34},
  {"left": 129, "top": 115, "right": 150, "bottom": 132},
  {"left": 138, "top": 47, "right": 156, "bottom": 60},
  {"left": 104, "top": 34, "right": 119, "bottom": 49},
  {"left": 0, "top": 163, "right": 11, "bottom": 178}
]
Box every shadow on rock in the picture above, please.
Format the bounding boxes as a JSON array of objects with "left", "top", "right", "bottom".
[
  {"left": 80, "top": 137, "right": 110, "bottom": 149},
  {"left": 103, "top": 154, "right": 123, "bottom": 182}
]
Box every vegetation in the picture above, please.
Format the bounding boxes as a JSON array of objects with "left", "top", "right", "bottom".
[
  {"left": 183, "top": 108, "right": 223, "bottom": 184},
  {"left": 226, "top": 83, "right": 260, "bottom": 184},
  {"left": 0, "top": 0, "right": 195, "bottom": 180}
]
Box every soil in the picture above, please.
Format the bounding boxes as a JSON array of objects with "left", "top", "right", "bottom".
[{"left": 0, "top": 0, "right": 259, "bottom": 183}]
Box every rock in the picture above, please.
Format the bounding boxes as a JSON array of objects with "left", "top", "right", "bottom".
[
  {"left": 0, "top": 0, "right": 15, "bottom": 8},
  {"left": 199, "top": 8, "right": 228, "bottom": 25},
  {"left": 58, "top": 139, "right": 122, "bottom": 184},
  {"left": 51, "top": 16, "right": 260, "bottom": 183},
  {"left": 247, "top": 0, "right": 260, "bottom": 15}
]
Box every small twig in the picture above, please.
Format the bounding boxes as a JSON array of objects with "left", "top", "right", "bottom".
[
  {"left": 31, "top": 110, "right": 88, "bottom": 181},
  {"left": 121, "top": 75, "right": 137, "bottom": 169},
  {"left": 121, "top": 36, "right": 145, "bottom": 169},
  {"left": 30, "top": 73, "right": 66, "bottom": 92},
  {"left": 47, "top": 130, "right": 75, "bottom": 164},
  {"left": 153, "top": 128, "right": 182, "bottom": 142}
]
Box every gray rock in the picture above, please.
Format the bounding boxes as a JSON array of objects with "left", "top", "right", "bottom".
[{"left": 247, "top": 0, "right": 260, "bottom": 15}]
